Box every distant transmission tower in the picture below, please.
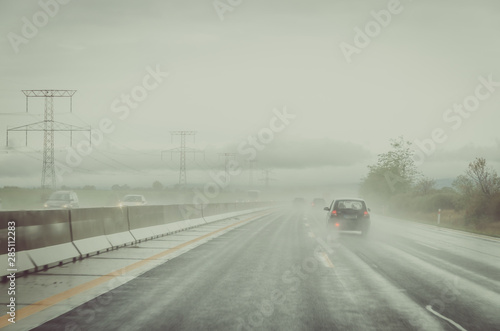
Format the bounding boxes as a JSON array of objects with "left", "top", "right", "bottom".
[
  {"left": 6, "top": 90, "right": 90, "bottom": 189},
  {"left": 218, "top": 153, "right": 238, "bottom": 183},
  {"left": 248, "top": 159, "right": 258, "bottom": 187},
  {"left": 260, "top": 169, "right": 276, "bottom": 188},
  {"left": 162, "top": 131, "right": 202, "bottom": 187}
]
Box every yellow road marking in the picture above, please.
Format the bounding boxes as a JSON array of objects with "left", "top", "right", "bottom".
[
  {"left": 321, "top": 252, "right": 334, "bottom": 268},
  {"left": 0, "top": 212, "right": 269, "bottom": 328}
]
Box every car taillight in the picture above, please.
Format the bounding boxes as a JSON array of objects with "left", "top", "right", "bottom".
[
  {"left": 331, "top": 210, "right": 337, "bottom": 216},
  {"left": 363, "top": 211, "right": 369, "bottom": 217},
  {"left": 335, "top": 223, "right": 340, "bottom": 227}
]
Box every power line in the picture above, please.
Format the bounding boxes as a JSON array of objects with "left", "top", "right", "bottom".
[
  {"left": 5, "top": 90, "right": 90, "bottom": 189},
  {"left": 27, "top": 106, "right": 143, "bottom": 174},
  {"left": 260, "top": 168, "right": 277, "bottom": 188},
  {"left": 70, "top": 112, "right": 164, "bottom": 159},
  {"left": 248, "top": 159, "right": 258, "bottom": 187},
  {"left": 162, "top": 131, "right": 203, "bottom": 187},
  {"left": 218, "top": 152, "right": 238, "bottom": 183}
]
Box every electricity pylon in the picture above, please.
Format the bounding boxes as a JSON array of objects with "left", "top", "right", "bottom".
[
  {"left": 218, "top": 153, "right": 238, "bottom": 183},
  {"left": 161, "top": 131, "right": 202, "bottom": 187},
  {"left": 6, "top": 90, "right": 90, "bottom": 189},
  {"left": 247, "top": 159, "right": 258, "bottom": 187},
  {"left": 260, "top": 168, "right": 276, "bottom": 188}
]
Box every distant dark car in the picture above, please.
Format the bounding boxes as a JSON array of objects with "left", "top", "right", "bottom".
[
  {"left": 119, "top": 194, "right": 147, "bottom": 207},
  {"left": 311, "top": 198, "right": 326, "bottom": 209},
  {"left": 324, "top": 198, "right": 370, "bottom": 236},
  {"left": 292, "top": 197, "right": 306, "bottom": 209},
  {"left": 44, "top": 191, "right": 79, "bottom": 209}
]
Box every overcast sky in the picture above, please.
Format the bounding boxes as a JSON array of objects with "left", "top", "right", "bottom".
[{"left": 0, "top": 0, "right": 499, "bottom": 189}]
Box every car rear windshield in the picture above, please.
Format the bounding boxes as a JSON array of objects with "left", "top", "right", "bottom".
[
  {"left": 336, "top": 200, "right": 365, "bottom": 210},
  {"left": 49, "top": 192, "right": 70, "bottom": 200},
  {"left": 124, "top": 196, "right": 142, "bottom": 202}
]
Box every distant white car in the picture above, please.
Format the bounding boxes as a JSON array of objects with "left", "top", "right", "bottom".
[{"left": 119, "top": 195, "right": 147, "bottom": 207}]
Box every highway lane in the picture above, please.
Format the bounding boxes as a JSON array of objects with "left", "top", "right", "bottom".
[
  {"left": 323, "top": 214, "right": 500, "bottom": 331},
  {"left": 32, "top": 209, "right": 500, "bottom": 330}
]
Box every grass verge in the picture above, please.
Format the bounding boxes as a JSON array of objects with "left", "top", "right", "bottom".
[{"left": 389, "top": 209, "right": 500, "bottom": 238}]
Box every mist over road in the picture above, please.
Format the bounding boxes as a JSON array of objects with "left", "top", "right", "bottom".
[{"left": 31, "top": 209, "right": 500, "bottom": 331}]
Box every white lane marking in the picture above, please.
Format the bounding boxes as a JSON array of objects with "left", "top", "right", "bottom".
[
  {"left": 305, "top": 223, "right": 310, "bottom": 227},
  {"left": 308, "top": 231, "right": 315, "bottom": 238},
  {"left": 414, "top": 241, "right": 440, "bottom": 250},
  {"left": 426, "top": 305, "right": 468, "bottom": 331}
]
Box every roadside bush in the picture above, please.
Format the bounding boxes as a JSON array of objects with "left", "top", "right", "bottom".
[
  {"left": 388, "top": 193, "right": 413, "bottom": 213},
  {"left": 386, "top": 191, "right": 458, "bottom": 214},
  {"left": 429, "top": 191, "right": 457, "bottom": 211},
  {"left": 464, "top": 195, "right": 490, "bottom": 225},
  {"left": 487, "top": 193, "right": 500, "bottom": 222}
]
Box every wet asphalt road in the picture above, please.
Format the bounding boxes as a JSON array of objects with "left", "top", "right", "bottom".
[{"left": 34, "top": 209, "right": 500, "bottom": 331}]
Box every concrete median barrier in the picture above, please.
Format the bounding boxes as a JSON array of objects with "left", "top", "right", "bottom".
[
  {"left": 0, "top": 211, "right": 36, "bottom": 276},
  {"left": 128, "top": 204, "right": 205, "bottom": 239},
  {"left": 177, "top": 204, "right": 205, "bottom": 230},
  {"left": 70, "top": 208, "right": 116, "bottom": 256},
  {"left": 202, "top": 203, "right": 263, "bottom": 223},
  {"left": 201, "top": 203, "right": 222, "bottom": 219},
  {"left": 128, "top": 205, "right": 166, "bottom": 241},
  {"left": 155, "top": 205, "right": 184, "bottom": 235},
  {"left": 104, "top": 207, "right": 135, "bottom": 247},
  {"left": 1, "top": 201, "right": 277, "bottom": 277},
  {"left": 70, "top": 206, "right": 134, "bottom": 253},
  {"left": 0, "top": 209, "right": 79, "bottom": 274},
  {"left": 164, "top": 204, "right": 205, "bottom": 233}
]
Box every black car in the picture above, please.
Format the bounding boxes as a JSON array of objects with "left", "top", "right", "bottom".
[
  {"left": 324, "top": 198, "right": 370, "bottom": 236},
  {"left": 311, "top": 198, "right": 326, "bottom": 210},
  {"left": 292, "top": 197, "right": 306, "bottom": 209}
]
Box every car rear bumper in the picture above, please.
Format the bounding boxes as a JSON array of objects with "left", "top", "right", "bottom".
[{"left": 327, "top": 217, "right": 370, "bottom": 232}]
